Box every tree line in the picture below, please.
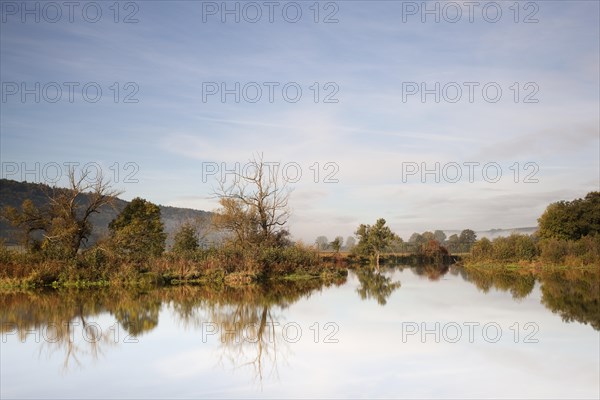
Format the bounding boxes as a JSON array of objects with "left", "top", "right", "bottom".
[
  {"left": 0, "top": 157, "right": 346, "bottom": 288},
  {"left": 316, "top": 229, "right": 477, "bottom": 254},
  {"left": 1, "top": 158, "right": 597, "bottom": 288},
  {"left": 468, "top": 192, "right": 600, "bottom": 266}
]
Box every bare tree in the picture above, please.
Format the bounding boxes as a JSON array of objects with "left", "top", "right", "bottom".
[
  {"left": 212, "top": 154, "right": 291, "bottom": 248},
  {"left": 3, "top": 166, "right": 122, "bottom": 257},
  {"left": 49, "top": 167, "right": 122, "bottom": 254},
  {"left": 315, "top": 236, "right": 329, "bottom": 251}
]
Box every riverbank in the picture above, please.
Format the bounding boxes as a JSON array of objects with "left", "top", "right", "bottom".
[
  {"left": 0, "top": 244, "right": 349, "bottom": 290},
  {"left": 462, "top": 258, "right": 600, "bottom": 272}
]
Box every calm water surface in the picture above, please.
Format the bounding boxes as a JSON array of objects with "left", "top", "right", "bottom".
[{"left": 1, "top": 266, "right": 599, "bottom": 399}]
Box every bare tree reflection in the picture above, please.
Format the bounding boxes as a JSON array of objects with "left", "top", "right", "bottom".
[
  {"left": 163, "top": 278, "right": 346, "bottom": 387},
  {"left": 212, "top": 303, "right": 283, "bottom": 386}
]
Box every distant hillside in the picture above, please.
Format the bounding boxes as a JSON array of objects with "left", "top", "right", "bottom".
[
  {"left": 0, "top": 179, "right": 214, "bottom": 248},
  {"left": 443, "top": 227, "right": 538, "bottom": 240}
]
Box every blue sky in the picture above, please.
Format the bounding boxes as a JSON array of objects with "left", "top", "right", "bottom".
[{"left": 1, "top": 0, "right": 599, "bottom": 241}]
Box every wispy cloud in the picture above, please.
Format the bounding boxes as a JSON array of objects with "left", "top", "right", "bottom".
[{"left": 1, "top": 1, "right": 598, "bottom": 241}]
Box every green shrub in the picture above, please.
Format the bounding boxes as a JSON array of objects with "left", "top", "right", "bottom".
[
  {"left": 514, "top": 235, "right": 537, "bottom": 261},
  {"left": 538, "top": 235, "right": 600, "bottom": 266},
  {"left": 575, "top": 235, "right": 600, "bottom": 265},
  {"left": 492, "top": 236, "right": 516, "bottom": 261},
  {"left": 471, "top": 238, "right": 493, "bottom": 261},
  {"left": 538, "top": 238, "right": 568, "bottom": 264},
  {"left": 171, "top": 224, "right": 200, "bottom": 255}
]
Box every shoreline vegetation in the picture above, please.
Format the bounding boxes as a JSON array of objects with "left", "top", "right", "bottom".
[
  {"left": 0, "top": 244, "right": 350, "bottom": 290},
  {"left": 462, "top": 190, "right": 600, "bottom": 270},
  {"left": 0, "top": 160, "right": 598, "bottom": 291},
  {"left": 1, "top": 243, "right": 597, "bottom": 290}
]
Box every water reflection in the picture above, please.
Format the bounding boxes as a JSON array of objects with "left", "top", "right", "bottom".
[
  {"left": 1, "top": 265, "right": 598, "bottom": 383},
  {"left": 0, "top": 289, "right": 163, "bottom": 369},
  {"left": 0, "top": 277, "right": 347, "bottom": 379},
  {"left": 354, "top": 268, "right": 401, "bottom": 306},
  {"left": 355, "top": 263, "right": 598, "bottom": 332},
  {"left": 456, "top": 266, "right": 599, "bottom": 330},
  {"left": 166, "top": 280, "right": 345, "bottom": 384},
  {"left": 113, "top": 292, "right": 161, "bottom": 337},
  {"left": 410, "top": 264, "right": 450, "bottom": 281},
  {"left": 460, "top": 267, "right": 536, "bottom": 299},
  {"left": 539, "top": 268, "right": 600, "bottom": 330}
]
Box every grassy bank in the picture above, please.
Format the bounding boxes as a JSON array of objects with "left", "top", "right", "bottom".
[
  {"left": 463, "top": 234, "right": 600, "bottom": 270},
  {"left": 0, "top": 244, "right": 348, "bottom": 290}
]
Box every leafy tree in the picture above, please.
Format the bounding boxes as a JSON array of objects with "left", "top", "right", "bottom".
[
  {"left": 2, "top": 199, "right": 46, "bottom": 251},
  {"left": 459, "top": 229, "right": 477, "bottom": 244},
  {"left": 579, "top": 192, "right": 600, "bottom": 235},
  {"left": 354, "top": 218, "right": 398, "bottom": 270},
  {"left": 172, "top": 223, "right": 199, "bottom": 254},
  {"left": 471, "top": 237, "right": 493, "bottom": 260},
  {"left": 2, "top": 168, "right": 121, "bottom": 258},
  {"left": 446, "top": 234, "right": 460, "bottom": 253},
  {"left": 538, "top": 201, "right": 573, "bottom": 240},
  {"left": 538, "top": 238, "right": 569, "bottom": 264},
  {"left": 408, "top": 232, "right": 425, "bottom": 253},
  {"left": 513, "top": 234, "right": 537, "bottom": 261},
  {"left": 387, "top": 236, "right": 406, "bottom": 253},
  {"left": 488, "top": 234, "right": 537, "bottom": 262},
  {"left": 419, "top": 240, "right": 449, "bottom": 262},
  {"left": 433, "top": 230, "right": 447, "bottom": 244},
  {"left": 422, "top": 231, "right": 435, "bottom": 242},
  {"left": 409, "top": 232, "right": 424, "bottom": 244},
  {"left": 345, "top": 236, "right": 356, "bottom": 251},
  {"left": 330, "top": 236, "right": 343, "bottom": 253},
  {"left": 109, "top": 197, "right": 166, "bottom": 260},
  {"left": 459, "top": 229, "right": 477, "bottom": 252},
  {"left": 538, "top": 192, "right": 600, "bottom": 240},
  {"left": 315, "top": 236, "right": 329, "bottom": 251}
]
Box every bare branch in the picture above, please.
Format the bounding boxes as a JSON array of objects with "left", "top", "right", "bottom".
[{"left": 211, "top": 154, "right": 292, "bottom": 248}]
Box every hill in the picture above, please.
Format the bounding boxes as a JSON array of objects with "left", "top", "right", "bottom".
[
  {"left": 443, "top": 227, "right": 538, "bottom": 240},
  {"left": 0, "top": 179, "right": 214, "bottom": 248}
]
